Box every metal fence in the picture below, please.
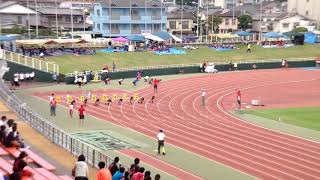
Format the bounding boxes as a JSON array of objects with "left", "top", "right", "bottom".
[
  {"left": 65, "top": 57, "right": 316, "bottom": 77},
  {"left": 0, "top": 49, "right": 60, "bottom": 74},
  {"left": 0, "top": 80, "right": 113, "bottom": 168}
]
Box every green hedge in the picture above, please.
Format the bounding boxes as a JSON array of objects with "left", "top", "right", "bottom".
[
  {"left": 65, "top": 60, "right": 316, "bottom": 84},
  {"left": 3, "top": 61, "right": 54, "bottom": 82}
]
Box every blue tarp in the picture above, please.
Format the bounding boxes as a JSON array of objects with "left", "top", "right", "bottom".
[
  {"left": 235, "top": 31, "right": 252, "bottom": 36},
  {"left": 0, "top": 35, "right": 16, "bottom": 42},
  {"left": 263, "top": 32, "right": 284, "bottom": 38},
  {"left": 126, "top": 35, "right": 145, "bottom": 42},
  {"left": 154, "top": 48, "right": 186, "bottom": 55},
  {"left": 304, "top": 32, "right": 317, "bottom": 44},
  {"left": 152, "top": 31, "right": 171, "bottom": 41}
]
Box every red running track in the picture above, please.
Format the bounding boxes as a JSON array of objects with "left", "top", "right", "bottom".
[{"left": 34, "top": 69, "right": 320, "bottom": 180}]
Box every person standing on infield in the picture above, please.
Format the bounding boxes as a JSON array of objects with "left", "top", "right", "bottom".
[
  {"left": 236, "top": 89, "right": 241, "bottom": 109},
  {"left": 50, "top": 98, "right": 57, "bottom": 116},
  {"left": 78, "top": 105, "right": 85, "bottom": 125},
  {"left": 201, "top": 89, "right": 206, "bottom": 106},
  {"left": 157, "top": 129, "right": 166, "bottom": 155},
  {"left": 153, "top": 78, "right": 160, "bottom": 93}
]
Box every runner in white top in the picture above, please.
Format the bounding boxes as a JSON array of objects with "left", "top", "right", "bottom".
[
  {"left": 30, "top": 72, "right": 35, "bottom": 81},
  {"left": 49, "top": 93, "right": 55, "bottom": 101},
  {"left": 25, "top": 73, "right": 30, "bottom": 81},
  {"left": 19, "top": 73, "right": 25, "bottom": 81},
  {"left": 69, "top": 100, "right": 75, "bottom": 118},
  {"left": 157, "top": 129, "right": 166, "bottom": 155},
  {"left": 201, "top": 89, "right": 206, "bottom": 106}
]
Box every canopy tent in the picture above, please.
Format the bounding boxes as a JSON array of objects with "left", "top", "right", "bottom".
[
  {"left": 52, "top": 39, "right": 88, "bottom": 44},
  {"left": 153, "top": 31, "right": 171, "bottom": 41},
  {"left": 142, "top": 33, "right": 165, "bottom": 42},
  {"left": 283, "top": 31, "right": 304, "bottom": 37},
  {"left": 112, "top": 37, "right": 129, "bottom": 43},
  {"left": 16, "top": 39, "right": 57, "bottom": 46},
  {"left": 235, "top": 31, "right": 252, "bottom": 36},
  {"left": 263, "top": 32, "right": 285, "bottom": 39},
  {"left": 304, "top": 32, "right": 317, "bottom": 44},
  {"left": 0, "top": 35, "right": 16, "bottom": 42},
  {"left": 169, "top": 33, "right": 182, "bottom": 42},
  {"left": 209, "top": 33, "right": 239, "bottom": 39},
  {"left": 182, "top": 35, "right": 198, "bottom": 41},
  {"left": 126, "top": 35, "right": 145, "bottom": 42}
]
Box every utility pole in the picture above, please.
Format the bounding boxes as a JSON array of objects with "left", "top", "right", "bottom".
[
  {"left": 259, "top": 0, "right": 262, "bottom": 41},
  {"left": 180, "top": 0, "right": 183, "bottom": 38},
  {"left": 55, "top": 0, "right": 58, "bottom": 38}
]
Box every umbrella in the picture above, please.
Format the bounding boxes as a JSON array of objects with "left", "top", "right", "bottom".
[
  {"left": 235, "top": 31, "right": 252, "bottom": 36},
  {"left": 112, "top": 37, "right": 129, "bottom": 43}
]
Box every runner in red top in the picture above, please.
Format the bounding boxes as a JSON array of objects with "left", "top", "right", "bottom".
[
  {"left": 153, "top": 78, "right": 160, "bottom": 93},
  {"left": 236, "top": 89, "right": 241, "bottom": 109},
  {"left": 50, "top": 98, "right": 57, "bottom": 116},
  {"left": 78, "top": 105, "right": 85, "bottom": 125}
]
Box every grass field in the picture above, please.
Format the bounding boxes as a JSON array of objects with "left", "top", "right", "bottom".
[
  {"left": 47, "top": 44, "right": 320, "bottom": 74},
  {"left": 246, "top": 107, "right": 320, "bottom": 131}
]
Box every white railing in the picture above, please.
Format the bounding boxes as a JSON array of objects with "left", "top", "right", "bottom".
[
  {"left": 65, "top": 57, "right": 316, "bottom": 77},
  {"left": 0, "top": 49, "right": 59, "bottom": 74}
]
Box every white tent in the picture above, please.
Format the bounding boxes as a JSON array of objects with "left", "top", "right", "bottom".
[
  {"left": 142, "top": 33, "right": 165, "bottom": 42},
  {"left": 169, "top": 33, "right": 182, "bottom": 42}
]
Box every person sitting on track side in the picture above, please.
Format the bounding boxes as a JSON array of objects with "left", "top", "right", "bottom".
[
  {"left": 129, "top": 96, "right": 133, "bottom": 104},
  {"left": 118, "top": 98, "right": 123, "bottom": 105},
  {"left": 94, "top": 98, "right": 100, "bottom": 106}
]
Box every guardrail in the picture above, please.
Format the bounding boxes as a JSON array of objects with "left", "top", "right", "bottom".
[
  {"left": 0, "top": 49, "right": 59, "bottom": 74},
  {"left": 0, "top": 79, "right": 113, "bottom": 168},
  {"left": 65, "top": 57, "right": 316, "bottom": 77}
]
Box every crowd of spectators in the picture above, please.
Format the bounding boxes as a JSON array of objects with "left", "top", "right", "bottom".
[
  {"left": 73, "top": 155, "right": 161, "bottom": 180},
  {"left": 20, "top": 46, "right": 96, "bottom": 58},
  {"left": 208, "top": 43, "right": 237, "bottom": 49},
  {"left": 0, "top": 116, "right": 32, "bottom": 180}
]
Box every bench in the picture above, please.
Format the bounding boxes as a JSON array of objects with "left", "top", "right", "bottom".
[
  {"left": 0, "top": 157, "right": 13, "bottom": 174},
  {"left": 34, "top": 168, "right": 61, "bottom": 180},
  {"left": 3, "top": 147, "right": 33, "bottom": 163},
  {"left": 59, "top": 175, "right": 74, "bottom": 180},
  {"left": 0, "top": 146, "right": 8, "bottom": 156},
  {"left": 24, "top": 166, "right": 47, "bottom": 180},
  {"left": 24, "top": 149, "right": 56, "bottom": 171}
]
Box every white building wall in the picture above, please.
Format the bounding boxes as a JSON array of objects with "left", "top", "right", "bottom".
[{"left": 288, "top": 0, "right": 320, "bottom": 21}]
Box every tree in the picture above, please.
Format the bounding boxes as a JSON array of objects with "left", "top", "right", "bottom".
[
  {"left": 292, "top": 27, "right": 308, "bottom": 33},
  {"left": 2, "top": 25, "right": 27, "bottom": 34},
  {"left": 208, "top": 15, "right": 222, "bottom": 33},
  {"left": 238, "top": 14, "right": 253, "bottom": 31}
]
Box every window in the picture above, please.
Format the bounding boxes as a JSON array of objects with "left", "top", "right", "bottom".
[
  {"left": 97, "top": 23, "right": 100, "bottom": 30},
  {"left": 17, "top": 16, "right": 22, "bottom": 24},
  {"left": 282, "top": 23, "right": 289, "bottom": 29},
  {"left": 306, "top": 11, "right": 309, "bottom": 16},
  {"left": 225, "top": 18, "right": 229, "bottom": 25},
  {"left": 232, "top": 18, "right": 236, "bottom": 25},
  {"left": 65, "top": 16, "right": 71, "bottom": 22},
  {"left": 170, "top": 21, "right": 176, "bottom": 29},
  {"left": 96, "top": 9, "right": 100, "bottom": 17},
  {"left": 182, "top": 21, "right": 189, "bottom": 29}
]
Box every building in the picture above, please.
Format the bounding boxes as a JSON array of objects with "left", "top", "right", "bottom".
[
  {"left": 162, "top": 0, "right": 175, "bottom": 5},
  {"left": 167, "top": 9, "right": 194, "bottom": 36},
  {"left": 288, "top": 0, "right": 320, "bottom": 22},
  {"left": 0, "top": 1, "right": 37, "bottom": 29},
  {"left": 217, "top": 10, "right": 241, "bottom": 33},
  {"left": 211, "top": 0, "right": 276, "bottom": 9},
  {"left": 91, "top": 0, "right": 167, "bottom": 37}
]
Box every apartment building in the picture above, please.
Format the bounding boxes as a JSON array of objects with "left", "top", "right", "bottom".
[
  {"left": 91, "top": 0, "right": 167, "bottom": 37},
  {"left": 288, "top": 0, "right": 320, "bottom": 21}
]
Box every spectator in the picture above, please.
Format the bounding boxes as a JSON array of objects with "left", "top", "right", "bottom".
[
  {"left": 0, "top": 116, "right": 7, "bottom": 126},
  {"left": 73, "top": 155, "right": 89, "bottom": 180},
  {"left": 129, "top": 158, "right": 140, "bottom": 178},
  {"left": 118, "top": 78, "right": 124, "bottom": 85},
  {"left": 154, "top": 174, "right": 161, "bottom": 180},
  {"left": 96, "top": 161, "right": 112, "bottom": 180},
  {"left": 252, "top": 64, "right": 257, "bottom": 70},
  {"left": 10, "top": 151, "right": 33, "bottom": 180},
  {"left": 112, "top": 167, "right": 125, "bottom": 180},
  {"left": 108, "top": 157, "right": 120, "bottom": 175},
  {"left": 157, "top": 129, "right": 166, "bottom": 155},
  {"left": 5, "top": 123, "right": 26, "bottom": 149},
  {"left": 4, "top": 119, "right": 15, "bottom": 137},
  {"left": 131, "top": 167, "right": 145, "bottom": 180},
  {"left": 144, "top": 171, "right": 151, "bottom": 180},
  {"left": 0, "top": 125, "right": 6, "bottom": 144},
  {"left": 123, "top": 172, "right": 130, "bottom": 180}
]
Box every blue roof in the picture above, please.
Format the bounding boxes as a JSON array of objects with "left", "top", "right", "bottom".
[{"left": 0, "top": 35, "right": 16, "bottom": 42}]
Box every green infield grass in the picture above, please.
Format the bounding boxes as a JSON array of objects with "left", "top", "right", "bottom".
[
  {"left": 246, "top": 107, "right": 320, "bottom": 131},
  {"left": 46, "top": 44, "right": 320, "bottom": 74}
]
